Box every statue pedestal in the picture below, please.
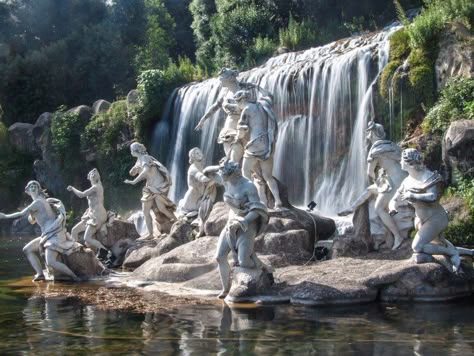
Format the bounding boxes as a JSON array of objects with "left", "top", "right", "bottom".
[{"left": 225, "top": 266, "right": 274, "bottom": 303}]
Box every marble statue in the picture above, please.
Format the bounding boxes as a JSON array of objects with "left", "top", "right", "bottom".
[
  {"left": 68, "top": 168, "right": 109, "bottom": 260},
  {"left": 339, "top": 121, "right": 407, "bottom": 250},
  {"left": 0, "top": 181, "right": 79, "bottom": 281},
  {"left": 233, "top": 89, "right": 283, "bottom": 210},
  {"left": 389, "top": 148, "right": 464, "bottom": 272},
  {"left": 177, "top": 148, "right": 216, "bottom": 236},
  {"left": 204, "top": 160, "right": 269, "bottom": 299},
  {"left": 124, "top": 142, "right": 176, "bottom": 239},
  {"left": 194, "top": 68, "right": 273, "bottom": 163}
]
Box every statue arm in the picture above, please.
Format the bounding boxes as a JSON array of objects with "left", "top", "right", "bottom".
[
  {"left": 405, "top": 185, "right": 438, "bottom": 203},
  {"left": 367, "top": 160, "right": 377, "bottom": 180},
  {"left": 194, "top": 98, "right": 223, "bottom": 130},
  {"left": 125, "top": 165, "right": 149, "bottom": 185},
  {"left": 0, "top": 201, "right": 37, "bottom": 220},
  {"left": 196, "top": 171, "right": 210, "bottom": 183},
  {"left": 203, "top": 165, "right": 223, "bottom": 185},
  {"left": 237, "top": 108, "right": 250, "bottom": 138},
  {"left": 388, "top": 185, "right": 404, "bottom": 213},
  {"left": 67, "top": 185, "right": 96, "bottom": 198}
]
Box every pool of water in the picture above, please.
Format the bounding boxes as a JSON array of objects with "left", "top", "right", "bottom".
[{"left": 1, "top": 235, "right": 474, "bottom": 354}]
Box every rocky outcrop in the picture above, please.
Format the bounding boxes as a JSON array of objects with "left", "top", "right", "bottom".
[
  {"left": 92, "top": 100, "right": 111, "bottom": 114},
  {"left": 435, "top": 22, "right": 473, "bottom": 91},
  {"left": 55, "top": 245, "right": 106, "bottom": 281},
  {"left": 8, "top": 122, "right": 38, "bottom": 155},
  {"left": 443, "top": 119, "right": 474, "bottom": 179}
]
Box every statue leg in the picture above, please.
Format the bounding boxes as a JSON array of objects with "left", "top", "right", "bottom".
[
  {"left": 236, "top": 223, "right": 258, "bottom": 268},
  {"left": 260, "top": 158, "right": 283, "bottom": 209},
  {"left": 154, "top": 196, "right": 176, "bottom": 221},
  {"left": 412, "top": 214, "right": 460, "bottom": 270},
  {"left": 84, "top": 225, "right": 107, "bottom": 252},
  {"left": 229, "top": 141, "right": 244, "bottom": 164},
  {"left": 215, "top": 229, "right": 231, "bottom": 298},
  {"left": 44, "top": 248, "right": 79, "bottom": 281},
  {"left": 71, "top": 221, "right": 86, "bottom": 242},
  {"left": 142, "top": 200, "right": 154, "bottom": 239},
  {"left": 23, "top": 237, "right": 44, "bottom": 281},
  {"left": 375, "top": 193, "right": 403, "bottom": 250},
  {"left": 241, "top": 156, "right": 257, "bottom": 181}
]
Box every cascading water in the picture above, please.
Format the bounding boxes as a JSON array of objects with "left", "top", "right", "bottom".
[{"left": 152, "top": 27, "right": 398, "bottom": 215}]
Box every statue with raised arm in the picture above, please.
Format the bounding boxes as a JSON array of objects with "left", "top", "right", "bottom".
[
  {"left": 194, "top": 68, "right": 273, "bottom": 163},
  {"left": 204, "top": 160, "right": 270, "bottom": 299},
  {"left": 177, "top": 148, "right": 217, "bottom": 236},
  {"left": 338, "top": 121, "right": 408, "bottom": 250},
  {"left": 233, "top": 90, "right": 283, "bottom": 210},
  {"left": 0, "top": 181, "right": 79, "bottom": 281},
  {"left": 124, "top": 142, "right": 176, "bottom": 239},
  {"left": 389, "top": 148, "right": 472, "bottom": 272},
  {"left": 68, "top": 168, "right": 109, "bottom": 260}
]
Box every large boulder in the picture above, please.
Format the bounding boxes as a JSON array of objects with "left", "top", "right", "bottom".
[
  {"left": 8, "top": 122, "right": 38, "bottom": 155},
  {"left": 68, "top": 105, "right": 92, "bottom": 124},
  {"left": 443, "top": 119, "right": 474, "bottom": 179},
  {"left": 54, "top": 245, "right": 106, "bottom": 281},
  {"left": 92, "top": 100, "right": 111, "bottom": 114}
]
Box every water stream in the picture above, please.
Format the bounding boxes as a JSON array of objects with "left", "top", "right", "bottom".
[{"left": 154, "top": 28, "right": 398, "bottom": 214}]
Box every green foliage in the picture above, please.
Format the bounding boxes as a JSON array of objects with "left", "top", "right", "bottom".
[
  {"left": 279, "top": 15, "right": 319, "bottom": 51},
  {"left": 423, "top": 76, "right": 474, "bottom": 133},
  {"left": 389, "top": 29, "right": 411, "bottom": 61},
  {"left": 244, "top": 36, "right": 278, "bottom": 68},
  {"left": 407, "top": 49, "right": 435, "bottom": 106},
  {"left": 406, "top": 3, "right": 445, "bottom": 51}
]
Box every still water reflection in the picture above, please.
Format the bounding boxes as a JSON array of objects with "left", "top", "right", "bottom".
[{"left": 1, "top": 236, "right": 474, "bottom": 354}]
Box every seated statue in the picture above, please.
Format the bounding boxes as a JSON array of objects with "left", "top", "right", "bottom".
[
  {"left": 194, "top": 67, "right": 273, "bottom": 164},
  {"left": 204, "top": 160, "right": 269, "bottom": 299},
  {"left": 233, "top": 90, "right": 283, "bottom": 210},
  {"left": 0, "top": 181, "right": 79, "bottom": 281},
  {"left": 339, "top": 121, "right": 407, "bottom": 250},
  {"left": 177, "top": 148, "right": 216, "bottom": 235},
  {"left": 124, "top": 142, "right": 176, "bottom": 239},
  {"left": 68, "top": 168, "right": 109, "bottom": 260},
  {"left": 389, "top": 148, "right": 471, "bottom": 272}
]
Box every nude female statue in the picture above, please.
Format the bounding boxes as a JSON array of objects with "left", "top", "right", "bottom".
[
  {"left": 233, "top": 90, "right": 283, "bottom": 210},
  {"left": 68, "top": 168, "right": 109, "bottom": 260},
  {"left": 204, "top": 160, "right": 269, "bottom": 299},
  {"left": 194, "top": 68, "right": 273, "bottom": 163},
  {"left": 389, "top": 148, "right": 464, "bottom": 272},
  {"left": 124, "top": 142, "right": 176, "bottom": 239},
  {"left": 0, "top": 181, "right": 79, "bottom": 281},
  {"left": 339, "top": 121, "right": 406, "bottom": 249}
]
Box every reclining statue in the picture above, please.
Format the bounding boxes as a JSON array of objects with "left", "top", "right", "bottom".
[{"left": 0, "top": 181, "right": 79, "bottom": 281}]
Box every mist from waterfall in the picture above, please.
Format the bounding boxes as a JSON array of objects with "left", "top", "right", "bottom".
[{"left": 152, "top": 28, "right": 397, "bottom": 215}]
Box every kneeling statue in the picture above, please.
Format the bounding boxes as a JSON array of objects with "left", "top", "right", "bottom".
[
  {"left": 204, "top": 160, "right": 270, "bottom": 299},
  {"left": 0, "top": 181, "right": 79, "bottom": 281}
]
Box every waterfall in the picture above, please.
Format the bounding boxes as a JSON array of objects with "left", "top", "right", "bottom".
[{"left": 153, "top": 27, "right": 398, "bottom": 215}]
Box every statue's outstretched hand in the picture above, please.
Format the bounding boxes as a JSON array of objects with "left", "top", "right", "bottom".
[
  {"left": 67, "top": 186, "right": 73, "bottom": 192},
  {"left": 0, "top": 213, "right": 5, "bottom": 220},
  {"left": 124, "top": 179, "right": 133, "bottom": 185}
]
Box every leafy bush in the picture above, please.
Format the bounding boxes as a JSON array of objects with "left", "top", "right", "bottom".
[
  {"left": 406, "top": 3, "right": 445, "bottom": 51},
  {"left": 407, "top": 49, "right": 435, "bottom": 106},
  {"left": 279, "top": 15, "right": 319, "bottom": 51},
  {"left": 244, "top": 36, "right": 278, "bottom": 67},
  {"left": 389, "top": 29, "right": 411, "bottom": 61},
  {"left": 422, "top": 76, "right": 474, "bottom": 133}
]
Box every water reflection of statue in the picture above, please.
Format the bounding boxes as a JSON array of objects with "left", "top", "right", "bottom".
[
  {"left": 124, "top": 142, "right": 176, "bottom": 239},
  {"left": 339, "top": 121, "right": 406, "bottom": 249},
  {"left": 204, "top": 160, "right": 269, "bottom": 299},
  {"left": 177, "top": 148, "right": 216, "bottom": 236},
  {"left": 194, "top": 68, "right": 273, "bottom": 163},
  {"left": 389, "top": 148, "right": 465, "bottom": 272},
  {"left": 0, "top": 181, "right": 79, "bottom": 281},
  {"left": 233, "top": 90, "right": 283, "bottom": 210},
  {"left": 68, "top": 168, "right": 109, "bottom": 260}
]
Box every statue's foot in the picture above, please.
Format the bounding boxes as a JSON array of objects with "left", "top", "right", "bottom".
[
  {"left": 32, "top": 274, "right": 45, "bottom": 282},
  {"left": 392, "top": 237, "right": 403, "bottom": 250},
  {"left": 451, "top": 254, "right": 461, "bottom": 273},
  {"left": 338, "top": 209, "right": 353, "bottom": 217},
  {"left": 217, "top": 290, "right": 229, "bottom": 299}
]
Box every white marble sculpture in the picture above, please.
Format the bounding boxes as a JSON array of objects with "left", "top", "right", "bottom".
[
  {"left": 389, "top": 148, "right": 471, "bottom": 272},
  {"left": 339, "top": 121, "right": 407, "bottom": 249},
  {"left": 177, "top": 148, "right": 216, "bottom": 235},
  {"left": 194, "top": 67, "right": 273, "bottom": 163},
  {"left": 124, "top": 142, "right": 176, "bottom": 239},
  {"left": 233, "top": 90, "right": 283, "bottom": 210},
  {"left": 204, "top": 160, "right": 269, "bottom": 299},
  {"left": 0, "top": 181, "right": 79, "bottom": 281},
  {"left": 68, "top": 168, "right": 109, "bottom": 260}
]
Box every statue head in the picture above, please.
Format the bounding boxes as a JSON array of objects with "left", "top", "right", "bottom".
[
  {"left": 87, "top": 168, "right": 101, "bottom": 184},
  {"left": 233, "top": 90, "right": 254, "bottom": 108},
  {"left": 219, "top": 160, "right": 241, "bottom": 181},
  {"left": 189, "top": 147, "right": 203, "bottom": 164},
  {"left": 25, "top": 180, "right": 48, "bottom": 198},
  {"left": 218, "top": 68, "right": 239, "bottom": 83},
  {"left": 401, "top": 148, "right": 424, "bottom": 171},
  {"left": 130, "top": 142, "right": 147, "bottom": 157},
  {"left": 366, "top": 121, "right": 385, "bottom": 142}
]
